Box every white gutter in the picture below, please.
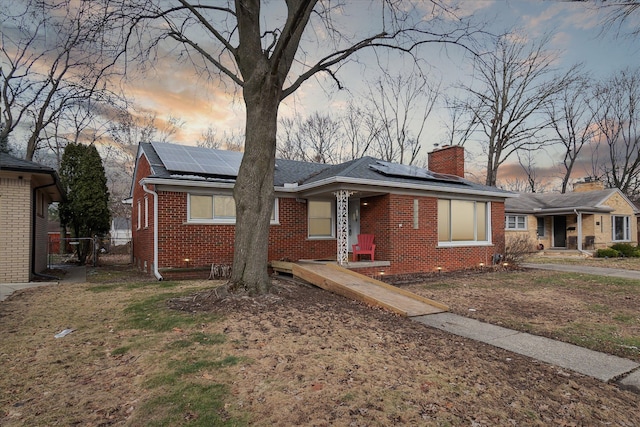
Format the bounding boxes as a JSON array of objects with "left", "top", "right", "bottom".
[
  {"left": 284, "top": 176, "right": 515, "bottom": 198},
  {"left": 142, "top": 182, "right": 163, "bottom": 281},
  {"left": 140, "top": 176, "right": 513, "bottom": 199}
]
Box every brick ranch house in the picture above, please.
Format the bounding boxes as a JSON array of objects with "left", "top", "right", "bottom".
[
  {"left": 131, "top": 142, "right": 513, "bottom": 280},
  {"left": 505, "top": 179, "right": 639, "bottom": 252},
  {"left": 0, "top": 153, "right": 64, "bottom": 283}
]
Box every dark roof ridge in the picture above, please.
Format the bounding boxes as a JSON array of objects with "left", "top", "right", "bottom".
[
  {"left": 336, "top": 156, "right": 379, "bottom": 177},
  {"left": 0, "top": 152, "right": 57, "bottom": 173}
]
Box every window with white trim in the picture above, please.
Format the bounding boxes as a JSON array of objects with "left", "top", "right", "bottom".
[
  {"left": 188, "top": 194, "right": 278, "bottom": 224},
  {"left": 505, "top": 215, "right": 527, "bottom": 230},
  {"left": 144, "top": 196, "right": 149, "bottom": 228},
  {"left": 137, "top": 200, "right": 141, "bottom": 230},
  {"left": 438, "top": 199, "right": 490, "bottom": 244},
  {"left": 611, "top": 215, "right": 631, "bottom": 241},
  {"left": 308, "top": 200, "right": 334, "bottom": 238}
]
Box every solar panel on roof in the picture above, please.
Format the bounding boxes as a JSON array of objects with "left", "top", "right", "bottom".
[
  {"left": 369, "top": 160, "right": 467, "bottom": 185},
  {"left": 152, "top": 142, "right": 242, "bottom": 177}
]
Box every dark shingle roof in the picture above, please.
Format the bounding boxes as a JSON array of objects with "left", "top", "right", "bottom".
[
  {"left": 505, "top": 189, "right": 621, "bottom": 213},
  {"left": 300, "top": 156, "right": 505, "bottom": 194},
  {"left": 139, "top": 143, "right": 171, "bottom": 178},
  {"left": 0, "top": 152, "right": 57, "bottom": 174},
  {"left": 138, "top": 142, "right": 511, "bottom": 197},
  {"left": 274, "top": 158, "right": 331, "bottom": 185}
]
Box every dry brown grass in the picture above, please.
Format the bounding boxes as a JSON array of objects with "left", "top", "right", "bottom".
[
  {"left": 1, "top": 258, "right": 639, "bottom": 426},
  {"left": 525, "top": 254, "right": 640, "bottom": 271}
]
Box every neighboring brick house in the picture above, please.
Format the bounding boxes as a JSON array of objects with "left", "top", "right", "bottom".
[
  {"left": 131, "top": 142, "right": 512, "bottom": 280},
  {"left": 0, "top": 153, "right": 64, "bottom": 283},
  {"left": 504, "top": 180, "right": 639, "bottom": 252}
]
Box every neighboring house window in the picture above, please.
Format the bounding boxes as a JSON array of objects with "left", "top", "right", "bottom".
[
  {"left": 438, "top": 199, "right": 490, "bottom": 244},
  {"left": 611, "top": 215, "right": 631, "bottom": 241},
  {"left": 188, "top": 194, "right": 278, "bottom": 224},
  {"left": 536, "top": 217, "right": 545, "bottom": 237},
  {"left": 308, "top": 200, "right": 334, "bottom": 238},
  {"left": 505, "top": 215, "right": 527, "bottom": 230},
  {"left": 137, "top": 200, "right": 141, "bottom": 230},
  {"left": 144, "top": 196, "right": 149, "bottom": 228}
]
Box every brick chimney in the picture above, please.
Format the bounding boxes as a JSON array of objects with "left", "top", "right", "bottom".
[
  {"left": 573, "top": 178, "right": 605, "bottom": 192},
  {"left": 428, "top": 145, "right": 465, "bottom": 178}
]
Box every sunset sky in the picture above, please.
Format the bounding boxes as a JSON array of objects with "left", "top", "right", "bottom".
[
  {"left": 13, "top": 0, "right": 633, "bottom": 189},
  {"left": 117, "top": 1, "right": 638, "bottom": 189}
]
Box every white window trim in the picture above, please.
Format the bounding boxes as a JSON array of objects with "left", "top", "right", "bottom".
[
  {"left": 144, "top": 196, "right": 149, "bottom": 229},
  {"left": 187, "top": 193, "right": 279, "bottom": 225},
  {"left": 505, "top": 214, "right": 527, "bottom": 230},
  {"left": 136, "top": 200, "right": 141, "bottom": 230},
  {"left": 611, "top": 215, "right": 631, "bottom": 242},
  {"left": 307, "top": 199, "right": 335, "bottom": 240},
  {"left": 438, "top": 200, "right": 492, "bottom": 246}
]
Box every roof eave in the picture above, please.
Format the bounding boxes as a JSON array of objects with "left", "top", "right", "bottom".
[
  {"left": 140, "top": 175, "right": 513, "bottom": 199},
  {"left": 292, "top": 176, "right": 515, "bottom": 198},
  {"left": 507, "top": 206, "right": 614, "bottom": 215}
]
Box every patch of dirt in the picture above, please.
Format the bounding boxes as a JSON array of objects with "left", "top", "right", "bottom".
[{"left": 1, "top": 268, "right": 639, "bottom": 426}]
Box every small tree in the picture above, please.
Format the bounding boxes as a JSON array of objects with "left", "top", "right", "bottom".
[
  {"left": 59, "top": 143, "right": 111, "bottom": 263},
  {"left": 504, "top": 234, "right": 537, "bottom": 263}
]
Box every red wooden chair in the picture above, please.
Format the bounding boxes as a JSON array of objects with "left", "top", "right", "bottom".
[{"left": 352, "top": 234, "right": 375, "bottom": 262}]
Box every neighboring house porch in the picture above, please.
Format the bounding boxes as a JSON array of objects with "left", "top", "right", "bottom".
[{"left": 505, "top": 180, "right": 639, "bottom": 252}]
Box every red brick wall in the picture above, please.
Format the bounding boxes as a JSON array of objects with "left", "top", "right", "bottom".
[
  {"left": 131, "top": 155, "right": 154, "bottom": 273},
  {"left": 132, "top": 155, "right": 506, "bottom": 277},
  {"left": 133, "top": 186, "right": 336, "bottom": 273},
  {"left": 428, "top": 145, "right": 465, "bottom": 177},
  {"left": 360, "top": 195, "right": 391, "bottom": 261},
  {"left": 356, "top": 194, "right": 505, "bottom": 275},
  {"left": 268, "top": 198, "right": 335, "bottom": 261}
]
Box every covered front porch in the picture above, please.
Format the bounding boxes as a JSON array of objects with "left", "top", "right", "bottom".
[
  {"left": 299, "top": 185, "right": 391, "bottom": 268},
  {"left": 536, "top": 208, "right": 611, "bottom": 251}
]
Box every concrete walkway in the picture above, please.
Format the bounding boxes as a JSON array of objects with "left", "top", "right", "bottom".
[
  {"left": 414, "top": 262, "right": 640, "bottom": 392},
  {"left": 415, "top": 313, "right": 639, "bottom": 386},
  {"left": 0, "top": 265, "right": 86, "bottom": 302}
]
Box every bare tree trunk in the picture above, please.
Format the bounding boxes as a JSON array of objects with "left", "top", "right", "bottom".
[{"left": 228, "top": 75, "right": 280, "bottom": 294}]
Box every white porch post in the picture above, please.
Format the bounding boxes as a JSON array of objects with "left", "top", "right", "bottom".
[
  {"left": 577, "top": 211, "right": 583, "bottom": 251},
  {"left": 334, "top": 190, "right": 352, "bottom": 265}
]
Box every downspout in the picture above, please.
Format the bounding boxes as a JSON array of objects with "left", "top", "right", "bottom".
[
  {"left": 31, "top": 182, "right": 60, "bottom": 280},
  {"left": 142, "top": 183, "right": 163, "bottom": 280}
]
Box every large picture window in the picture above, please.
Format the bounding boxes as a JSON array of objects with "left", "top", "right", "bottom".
[
  {"left": 308, "top": 200, "right": 334, "bottom": 238},
  {"left": 438, "top": 199, "right": 490, "bottom": 245},
  {"left": 612, "top": 215, "right": 631, "bottom": 241},
  {"left": 188, "top": 194, "right": 278, "bottom": 224},
  {"left": 505, "top": 215, "right": 527, "bottom": 230}
]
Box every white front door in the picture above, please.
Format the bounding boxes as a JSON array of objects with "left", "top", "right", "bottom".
[{"left": 348, "top": 199, "right": 360, "bottom": 249}]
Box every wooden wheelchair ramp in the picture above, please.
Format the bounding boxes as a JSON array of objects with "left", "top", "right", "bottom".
[{"left": 291, "top": 263, "right": 448, "bottom": 317}]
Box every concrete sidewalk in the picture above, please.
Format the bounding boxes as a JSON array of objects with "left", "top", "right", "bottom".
[
  {"left": 415, "top": 313, "right": 639, "bottom": 384},
  {"left": 521, "top": 263, "right": 640, "bottom": 280},
  {"left": 415, "top": 262, "right": 640, "bottom": 391},
  {"left": 0, "top": 265, "right": 86, "bottom": 302}
]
